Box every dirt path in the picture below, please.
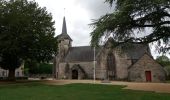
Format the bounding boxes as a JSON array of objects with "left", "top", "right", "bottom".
[
  {"left": 44, "top": 80, "right": 170, "bottom": 93},
  {"left": 110, "top": 81, "right": 170, "bottom": 93}
]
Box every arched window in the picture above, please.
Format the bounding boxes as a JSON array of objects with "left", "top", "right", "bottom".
[{"left": 107, "top": 53, "right": 116, "bottom": 80}]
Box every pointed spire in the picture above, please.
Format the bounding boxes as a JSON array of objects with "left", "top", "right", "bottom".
[
  {"left": 57, "top": 16, "right": 72, "bottom": 41},
  {"left": 61, "top": 16, "right": 67, "bottom": 34}
]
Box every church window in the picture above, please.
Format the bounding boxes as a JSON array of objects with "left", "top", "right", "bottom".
[{"left": 107, "top": 53, "right": 116, "bottom": 79}]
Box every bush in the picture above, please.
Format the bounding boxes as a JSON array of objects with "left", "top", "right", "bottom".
[
  {"left": 25, "top": 61, "right": 53, "bottom": 74},
  {"left": 37, "top": 63, "right": 53, "bottom": 74}
]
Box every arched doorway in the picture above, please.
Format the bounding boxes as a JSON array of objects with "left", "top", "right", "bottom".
[{"left": 72, "top": 70, "right": 78, "bottom": 79}]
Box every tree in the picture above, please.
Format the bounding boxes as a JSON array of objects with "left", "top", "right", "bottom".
[
  {"left": 156, "top": 55, "right": 170, "bottom": 79},
  {"left": 0, "top": 0, "right": 57, "bottom": 80},
  {"left": 156, "top": 55, "right": 170, "bottom": 67},
  {"left": 24, "top": 61, "right": 53, "bottom": 74},
  {"left": 90, "top": 0, "right": 170, "bottom": 53}
]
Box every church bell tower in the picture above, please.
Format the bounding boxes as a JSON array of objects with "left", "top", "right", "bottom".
[{"left": 57, "top": 16, "right": 72, "bottom": 57}]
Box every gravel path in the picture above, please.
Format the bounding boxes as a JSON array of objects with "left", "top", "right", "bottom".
[{"left": 45, "top": 80, "right": 170, "bottom": 93}]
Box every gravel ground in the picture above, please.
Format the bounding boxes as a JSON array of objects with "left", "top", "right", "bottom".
[{"left": 44, "top": 80, "right": 170, "bottom": 93}]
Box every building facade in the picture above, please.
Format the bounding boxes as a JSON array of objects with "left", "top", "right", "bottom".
[
  {"left": 0, "top": 64, "right": 24, "bottom": 78},
  {"left": 54, "top": 17, "right": 166, "bottom": 82}
]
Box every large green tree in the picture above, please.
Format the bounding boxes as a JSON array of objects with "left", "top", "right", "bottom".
[
  {"left": 91, "top": 0, "right": 170, "bottom": 53},
  {"left": 0, "top": 0, "right": 57, "bottom": 80}
]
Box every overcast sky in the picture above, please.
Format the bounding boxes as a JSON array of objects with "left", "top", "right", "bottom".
[
  {"left": 31, "top": 0, "right": 112, "bottom": 46},
  {"left": 29, "top": 0, "right": 168, "bottom": 58}
]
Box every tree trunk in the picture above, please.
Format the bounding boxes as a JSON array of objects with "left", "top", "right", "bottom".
[{"left": 8, "top": 69, "right": 16, "bottom": 81}]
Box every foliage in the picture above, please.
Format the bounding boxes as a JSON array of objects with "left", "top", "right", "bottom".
[
  {"left": 91, "top": 0, "right": 170, "bottom": 53},
  {"left": 38, "top": 63, "right": 53, "bottom": 74},
  {"left": 156, "top": 55, "right": 170, "bottom": 79},
  {"left": 25, "top": 61, "right": 53, "bottom": 74},
  {"left": 0, "top": 83, "right": 170, "bottom": 100},
  {"left": 0, "top": 0, "right": 57, "bottom": 80},
  {"left": 156, "top": 55, "right": 170, "bottom": 67}
]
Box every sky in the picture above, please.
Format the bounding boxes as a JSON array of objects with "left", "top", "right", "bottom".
[
  {"left": 30, "top": 0, "right": 112, "bottom": 46},
  {"left": 29, "top": 0, "right": 168, "bottom": 58}
]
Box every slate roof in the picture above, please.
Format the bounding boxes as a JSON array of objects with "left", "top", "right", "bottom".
[
  {"left": 63, "top": 46, "right": 100, "bottom": 62},
  {"left": 62, "top": 17, "right": 67, "bottom": 35},
  {"left": 62, "top": 44, "right": 150, "bottom": 62},
  {"left": 57, "top": 33, "right": 72, "bottom": 41},
  {"left": 57, "top": 16, "right": 72, "bottom": 41},
  {"left": 103, "top": 38, "right": 150, "bottom": 60},
  {"left": 124, "top": 44, "right": 151, "bottom": 59}
]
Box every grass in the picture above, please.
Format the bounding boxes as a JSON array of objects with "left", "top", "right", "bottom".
[{"left": 0, "top": 82, "right": 170, "bottom": 100}]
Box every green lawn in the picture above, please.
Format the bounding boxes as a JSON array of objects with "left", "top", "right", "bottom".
[{"left": 0, "top": 82, "right": 170, "bottom": 100}]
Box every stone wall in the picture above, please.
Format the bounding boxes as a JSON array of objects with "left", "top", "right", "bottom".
[
  {"left": 96, "top": 48, "right": 132, "bottom": 80},
  {"left": 96, "top": 49, "right": 107, "bottom": 80},
  {"left": 114, "top": 50, "right": 131, "bottom": 80},
  {"left": 128, "top": 54, "right": 166, "bottom": 82},
  {"left": 58, "top": 39, "right": 71, "bottom": 57},
  {"left": 58, "top": 61, "right": 96, "bottom": 79}
]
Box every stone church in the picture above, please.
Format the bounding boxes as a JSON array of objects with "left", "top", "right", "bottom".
[{"left": 54, "top": 17, "right": 166, "bottom": 82}]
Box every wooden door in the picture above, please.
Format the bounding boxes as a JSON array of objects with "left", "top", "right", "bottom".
[
  {"left": 72, "top": 70, "right": 78, "bottom": 79},
  {"left": 145, "top": 71, "right": 152, "bottom": 82}
]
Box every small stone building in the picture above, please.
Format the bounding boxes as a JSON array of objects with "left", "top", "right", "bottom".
[
  {"left": 54, "top": 17, "right": 166, "bottom": 82},
  {"left": 128, "top": 54, "right": 166, "bottom": 82}
]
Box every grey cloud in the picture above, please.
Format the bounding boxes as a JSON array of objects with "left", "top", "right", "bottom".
[
  {"left": 33, "top": 0, "right": 114, "bottom": 46},
  {"left": 69, "top": 0, "right": 115, "bottom": 46},
  {"left": 75, "top": 0, "right": 114, "bottom": 19},
  {"left": 70, "top": 18, "right": 91, "bottom": 46}
]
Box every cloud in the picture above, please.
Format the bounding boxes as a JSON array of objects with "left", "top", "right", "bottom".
[
  {"left": 28, "top": 0, "right": 115, "bottom": 46},
  {"left": 25, "top": 0, "right": 169, "bottom": 58},
  {"left": 75, "top": 0, "right": 114, "bottom": 19},
  {"left": 69, "top": 0, "right": 114, "bottom": 46}
]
